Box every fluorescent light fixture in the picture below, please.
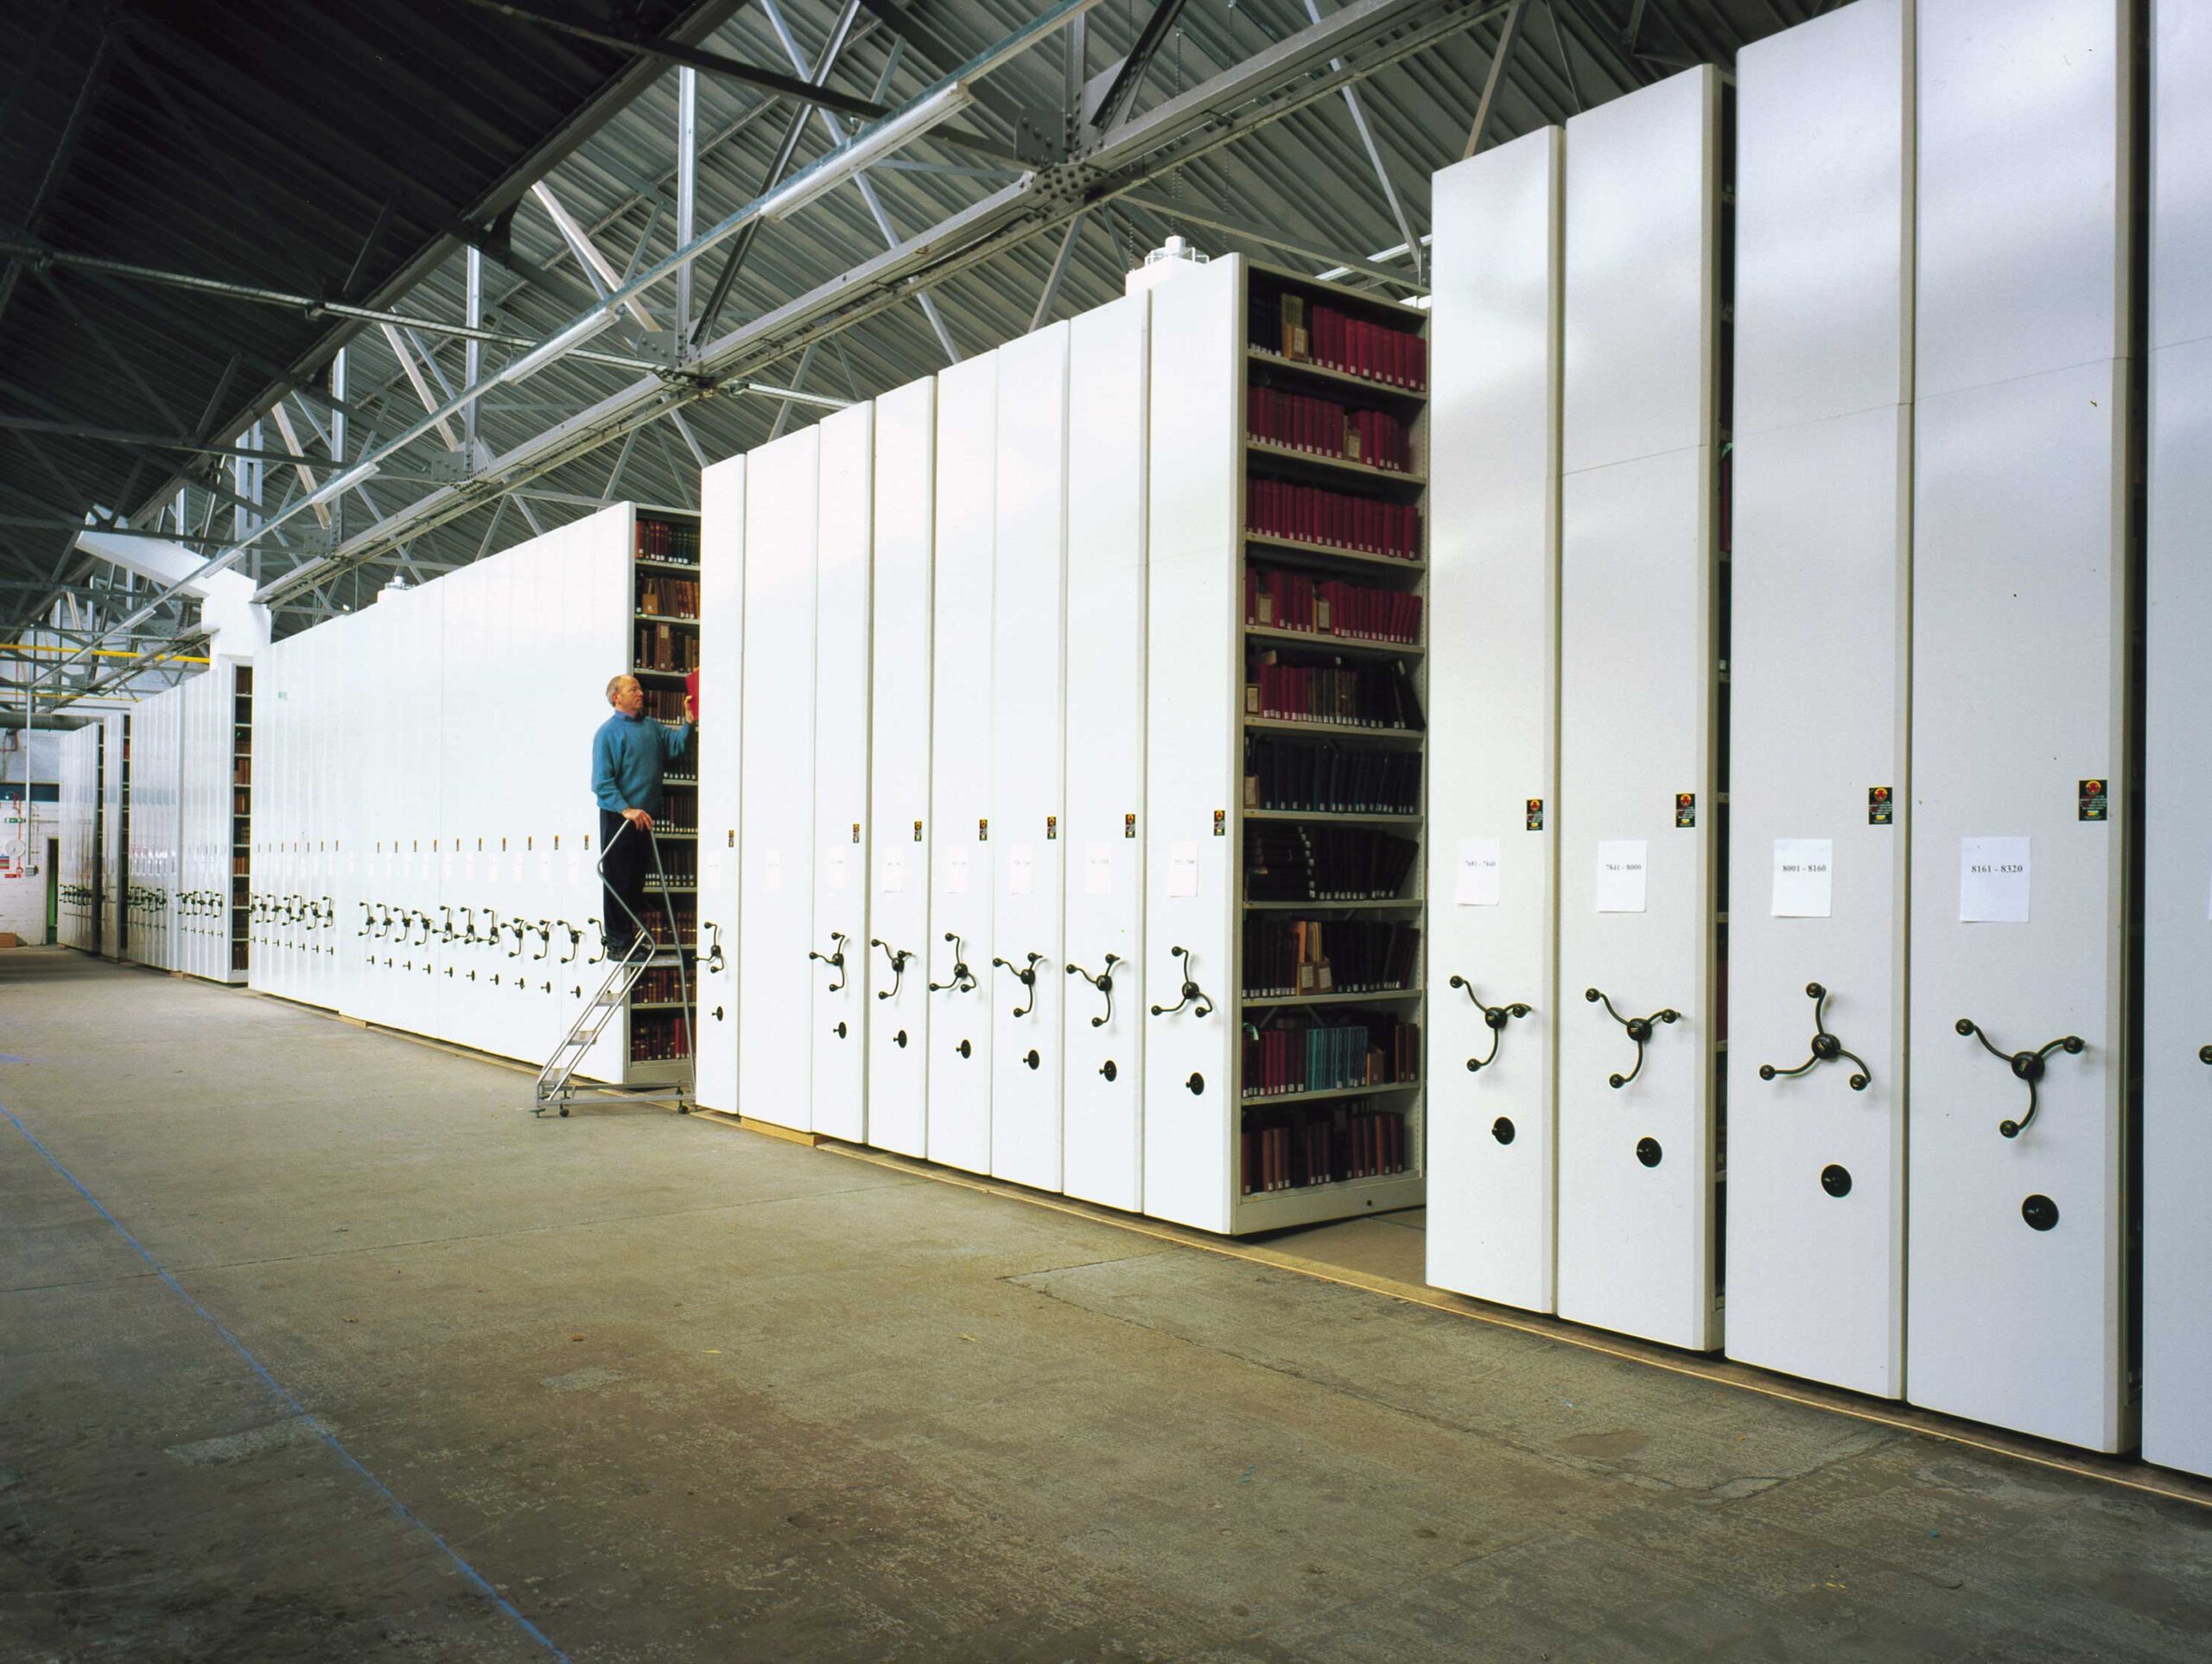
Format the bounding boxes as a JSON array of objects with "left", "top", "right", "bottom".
[
  {"left": 760, "top": 82, "right": 978, "bottom": 222},
  {"left": 502, "top": 309, "right": 621, "bottom": 386},
  {"left": 309, "top": 460, "right": 380, "bottom": 509}
]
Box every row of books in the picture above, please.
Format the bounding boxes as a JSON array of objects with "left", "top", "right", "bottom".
[
  {"left": 1243, "top": 918, "right": 1420, "bottom": 998},
  {"left": 635, "top": 623, "right": 702, "bottom": 674},
  {"left": 1247, "top": 480, "right": 1421, "bottom": 559},
  {"left": 233, "top": 789, "right": 251, "bottom": 816},
  {"left": 1243, "top": 736, "right": 1421, "bottom": 816},
  {"left": 632, "top": 964, "right": 695, "bottom": 1004},
  {"left": 1247, "top": 567, "right": 1422, "bottom": 645},
  {"left": 635, "top": 518, "right": 700, "bottom": 563},
  {"left": 1247, "top": 654, "right": 1423, "bottom": 731},
  {"left": 1246, "top": 825, "right": 1419, "bottom": 902},
  {"left": 1241, "top": 1103, "right": 1410, "bottom": 1194},
  {"left": 638, "top": 898, "right": 697, "bottom": 944},
  {"left": 1247, "top": 385, "right": 1414, "bottom": 473},
  {"left": 642, "top": 689, "right": 690, "bottom": 721},
  {"left": 637, "top": 576, "right": 700, "bottom": 619},
  {"left": 1269, "top": 294, "right": 1429, "bottom": 391},
  {"left": 1242, "top": 1013, "right": 1421, "bottom": 1098},
  {"left": 234, "top": 759, "right": 253, "bottom": 784},
  {"left": 629, "top": 1010, "right": 691, "bottom": 1062}
]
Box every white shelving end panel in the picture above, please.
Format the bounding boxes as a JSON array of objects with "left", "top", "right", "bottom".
[
  {"left": 812, "top": 406, "right": 876, "bottom": 1142},
  {"left": 1907, "top": 0, "right": 2136, "bottom": 1453},
  {"left": 696, "top": 457, "right": 746, "bottom": 1114},
  {"left": 57, "top": 725, "right": 95, "bottom": 953},
  {"left": 866, "top": 378, "right": 937, "bottom": 1158},
  {"left": 988, "top": 321, "right": 1072, "bottom": 1191},
  {"left": 739, "top": 432, "right": 823, "bottom": 1132},
  {"left": 1554, "top": 67, "right": 1722, "bottom": 1354},
  {"left": 927, "top": 352, "right": 1001, "bottom": 1175},
  {"left": 99, "top": 709, "right": 124, "bottom": 959},
  {"left": 1141, "top": 252, "right": 1243, "bottom": 1235},
  {"left": 2138, "top": 0, "right": 2209, "bottom": 1478},
  {"left": 1725, "top": 0, "right": 1910, "bottom": 1400},
  {"left": 1063, "top": 292, "right": 1151, "bottom": 1213},
  {"left": 1426, "top": 126, "right": 1564, "bottom": 1313}
]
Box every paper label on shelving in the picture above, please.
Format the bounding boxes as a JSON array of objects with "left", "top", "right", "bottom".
[
  {"left": 1770, "top": 838, "right": 1833, "bottom": 918},
  {"left": 1594, "top": 841, "right": 1648, "bottom": 912},
  {"left": 827, "top": 846, "right": 848, "bottom": 891},
  {"left": 705, "top": 854, "right": 723, "bottom": 890},
  {"left": 442, "top": 853, "right": 454, "bottom": 881},
  {"left": 1084, "top": 842, "right": 1114, "bottom": 896},
  {"left": 465, "top": 853, "right": 476, "bottom": 881},
  {"left": 763, "top": 848, "right": 783, "bottom": 893},
  {"left": 537, "top": 854, "right": 551, "bottom": 883},
  {"left": 1960, "top": 836, "right": 2030, "bottom": 923},
  {"left": 948, "top": 850, "right": 969, "bottom": 895},
  {"left": 1008, "top": 845, "right": 1033, "bottom": 897},
  {"left": 1455, "top": 838, "right": 1502, "bottom": 906},
  {"left": 880, "top": 849, "right": 905, "bottom": 893},
  {"left": 1167, "top": 841, "right": 1199, "bottom": 899},
  {"left": 567, "top": 854, "right": 582, "bottom": 886}
]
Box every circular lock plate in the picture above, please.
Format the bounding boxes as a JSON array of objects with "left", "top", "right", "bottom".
[
  {"left": 2022, "top": 1193, "right": 2059, "bottom": 1232},
  {"left": 1635, "top": 1136, "right": 1662, "bottom": 1168},
  {"left": 1821, "top": 1163, "right": 1853, "bottom": 1198},
  {"left": 1491, "top": 1116, "right": 1516, "bottom": 1146}
]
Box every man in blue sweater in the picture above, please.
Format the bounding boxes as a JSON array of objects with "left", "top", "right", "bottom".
[{"left": 591, "top": 675, "right": 695, "bottom": 951}]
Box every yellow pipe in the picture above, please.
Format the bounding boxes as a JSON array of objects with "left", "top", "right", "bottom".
[{"left": 0, "top": 641, "right": 210, "bottom": 664}]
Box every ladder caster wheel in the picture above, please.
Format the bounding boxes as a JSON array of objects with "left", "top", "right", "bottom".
[
  {"left": 678, "top": 1103, "right": 690, "bottom": 1115},
  {"left": 558, "top": 1107, "right": 569, "bottom": 1118}
]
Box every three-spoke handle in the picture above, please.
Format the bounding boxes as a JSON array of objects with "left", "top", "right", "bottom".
[
  {"left": 1586, "top": 987, "right": 1680, "bottom": 1089},
  {"left": 703, "top": 920, "right": 725, "bottom": 975},
  {"left": 870, "top": 937, "right": 912, "bottom": 1000},
  {"left": 1148, "top": 945, "right": 1215, "bottom": 1019},
  {"left": 1955, "top": 1018, "right": 2085, "bottom": 1139},
  {"left": 1448, "top": 974, "right": 1532, "bottom": 1072},
  {"left": 1066, "top": 954, "right": 1124, "bottom": 1028},
  {"left": 993, "top": 951, "right": 1046, "bottom": 1018},
  {"left": 809, "top": 930, "right": 850, "bottom": 992},
  {"left": 928, "top": 931, "right": 978, "bottom": 994},
  {"left": 558, "top": 922, "right": 582, "bottom": 964},
  {"left": 1758, "top": 981, "right": 1872, "bottom": 1093}
]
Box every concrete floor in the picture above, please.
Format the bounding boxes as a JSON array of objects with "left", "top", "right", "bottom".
[{"left": 3, "top": 946, "right": 2209, "bottom": 1662}]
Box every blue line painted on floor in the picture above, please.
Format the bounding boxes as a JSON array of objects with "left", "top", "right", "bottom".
[{"left": 0, "top": 1096, "right": 569, "bottom": 1662}]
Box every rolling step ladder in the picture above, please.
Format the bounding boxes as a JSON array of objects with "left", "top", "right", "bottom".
[{"left": 534, "top": 822, "right": 695, "bottom": 1117}]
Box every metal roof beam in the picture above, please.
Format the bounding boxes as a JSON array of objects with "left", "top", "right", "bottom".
[
  {"left": 0, "top": 33, "right": 112, "bottom": 330},
  {"left": 245, "top": 0, "right": 1496, "bottom": 618},
  {"left": 0, "top": 240, "right": 668, "bottom": 377},
  {"left": 757, "top": 0, "right": 962, "bottom": 365},
  {"left": 1089, "top": 0, "right": 1196, "bottom": 136},
  {"left": 691, "top": 0, "right": 868, "bottom": 346},
  {"left": 454, "top": 0, "right": 890, "bottom": 121}
]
